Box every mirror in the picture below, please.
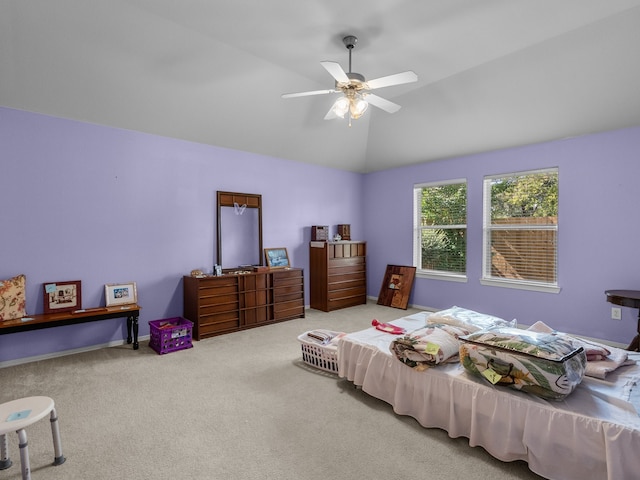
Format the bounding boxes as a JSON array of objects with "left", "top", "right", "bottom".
[{"left": 216, "top": 191, "right": 263, "bottom": 270}]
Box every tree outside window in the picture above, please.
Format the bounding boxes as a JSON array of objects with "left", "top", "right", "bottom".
[
  {"left": 483, "top": 168, "right": 559, "bottom": 290},
  {"left": 414, "top": 181, "right": 467, "bottom": 276}
]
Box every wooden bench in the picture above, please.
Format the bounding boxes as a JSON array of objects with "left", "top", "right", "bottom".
[{"left": 0, "top": 305, "right": 141, "bottom": 349}]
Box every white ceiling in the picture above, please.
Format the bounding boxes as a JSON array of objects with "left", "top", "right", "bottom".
[{"left": 2, "top": 0, "right": 640, "bottom": 173}]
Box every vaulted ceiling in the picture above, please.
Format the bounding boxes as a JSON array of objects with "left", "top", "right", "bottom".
[{"left": 2, "top": 1, "right": 640, "bottom": 172}]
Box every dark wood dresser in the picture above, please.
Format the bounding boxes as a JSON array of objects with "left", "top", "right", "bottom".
[
  {"left": 309, "top": 241, "right": 366, "bottom": 312},
  {"left": 183, "top": 268, "right": 304, "bottom": 340}
]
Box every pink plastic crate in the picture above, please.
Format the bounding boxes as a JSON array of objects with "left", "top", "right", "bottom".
[{"left": 149, "top": 317, "right": 193, "bottom": 355}]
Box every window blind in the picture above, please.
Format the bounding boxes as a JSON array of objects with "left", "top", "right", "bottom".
[{"left": 483, "top": 168, "right": 558, "bottom": 286}]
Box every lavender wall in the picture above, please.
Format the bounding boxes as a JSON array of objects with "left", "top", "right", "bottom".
[
  {"left": 364, "top": 127, "right": 640, "bottom": 345},
  {"left": 3, "top": 106, "right": 639, "bottom": 363},
  {"left": 0, "top": 107, "right": 363, "bottom": 363}
]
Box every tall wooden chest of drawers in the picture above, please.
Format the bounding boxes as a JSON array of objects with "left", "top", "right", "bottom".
[
  {"left": 183, "top": 268, "right": 304, "bottom": 340},
  {"left": 309, "top": 241, "right": 366, "bottom": 312}
]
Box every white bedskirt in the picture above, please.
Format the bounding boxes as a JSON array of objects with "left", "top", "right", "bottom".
[{"left": 338, "top": 313, "right": 640, "bottom": 480}]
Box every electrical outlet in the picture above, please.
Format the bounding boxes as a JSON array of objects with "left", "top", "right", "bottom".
[{"left": 611, "top": 307, "right": 622, "bottom": 320}]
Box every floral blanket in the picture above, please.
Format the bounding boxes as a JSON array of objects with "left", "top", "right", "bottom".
[
  {"left": 390, "top": 324, "right": 471, "bottom": 371},
  {"left": 459, "top": 327, "right": 587, "bottom": 400},
  {"left": 527, "top": 320, "right": 632, "bottom": 379}
]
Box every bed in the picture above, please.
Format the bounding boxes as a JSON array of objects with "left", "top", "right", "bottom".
[{"left": 337, "top": 312, "right": 640, "bottom": 480}]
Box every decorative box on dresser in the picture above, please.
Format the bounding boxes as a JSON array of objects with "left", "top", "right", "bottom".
[
  {"left": 183, "top": 268, "right": 304, "bottom": 340},
  {"left": 309, "top": 241, "right": 367, "bottom": 312}
]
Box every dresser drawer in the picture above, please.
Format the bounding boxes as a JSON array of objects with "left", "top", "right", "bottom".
[
  {"left": 275, "top": 290, "right": 303, "bottom": 303},
  {"left": 328, "top": 257, "right": 365, "bottom": 268},
  {"left": 274, "top": 299, "right": 305, "bottom": 320},
  {"left": 274, "top": 284, "right": 304, "bottom": 296},
  {"left": 327, "top": 295, "right": 366, "bottom": 311},
  {"left": 327, "top": 279, "right": 367, "bottom": 297},
  {"left": 200, "top": 292, "right": 239, "bottom": 308},
  {"left": 328, "top": 270, "right": 365, "bottom": 284},
  {"left": 273, "top": 270, "right": 303, "bottom": 286},
  {"left": 200, "top": 310, "right": 239, "bottom": 325},
  {"left": 328, "top": 286, "right": 366, "bottom": 301},
  {"left": 199, "top": 281, "right": 238, "bottom": 292},
  {"left": 197, "top": 276, "right": 238, "bottom": 288},
  {"left": 200, "top": 301, "right": 239, "bottom": 316},
  {"left": 198, "top": 318, "right": 239, "bottom": 338}
]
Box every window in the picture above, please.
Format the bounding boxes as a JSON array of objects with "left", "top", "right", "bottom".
[
  {"left": 413, "top": 180, "right": 467, "bottom": 280},
  {"left": 482, "top": 168, "right": 559, "bottom": 292}
]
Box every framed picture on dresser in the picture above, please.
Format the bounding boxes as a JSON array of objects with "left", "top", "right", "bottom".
[{"left": 264, "top": 248, "right": 290, "bottom": 268}]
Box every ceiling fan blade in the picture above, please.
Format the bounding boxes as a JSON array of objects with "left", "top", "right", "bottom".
[
  {"left": 320, "top": 61, "right": 350, "bottom": 84},
  {"left": 281, "top": 89, "right": 337, "bottom": 99},
  {"left": 365, "top": 94, "right": 402, "bottom": 114},
  {"left": 365, "top": 71, "right": 418, "bottom": 90}
]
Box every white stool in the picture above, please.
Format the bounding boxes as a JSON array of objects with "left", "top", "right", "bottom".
[{"left": 0, "top": 396, "right": 65, "bottom": 480}]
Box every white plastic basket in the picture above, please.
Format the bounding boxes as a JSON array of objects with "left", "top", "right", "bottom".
[{"left": 297, "top": 330, "right": 343, "bottom": 374}]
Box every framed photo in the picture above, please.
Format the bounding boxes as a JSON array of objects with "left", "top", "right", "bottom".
[
  {"left": 264, "top": 247, "right": 290, "bottom": 269},
  {"left": 43, "top": 280, "right": 82, "bottom": 314},
  {"left": 105, "top": 282, "right": 137, "bottom": 307},
  {"left": 377, "top": 265, "right": 416, "bottom": 310}
]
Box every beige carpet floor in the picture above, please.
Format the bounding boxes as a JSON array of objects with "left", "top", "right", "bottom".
[{"left": 0, "top": 302, "right": 544, "bottom": 479}]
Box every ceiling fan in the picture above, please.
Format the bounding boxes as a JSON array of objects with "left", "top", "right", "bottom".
[{"left": 282, "top": 35, "right": 418, "bottom": 125}]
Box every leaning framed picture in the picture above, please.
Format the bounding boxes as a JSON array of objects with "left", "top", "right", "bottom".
[
  {"left": 264, "top": 247, "right": 290, "bottom": 268},
  {"left": 377, "top": 265, "right": 416, "bottom": 310},
  {"left": 43, "top": 280, "right": 82, "bottom": 314},
  {"left": 105, "top": 282, "right": 137, "bottom": 307}
]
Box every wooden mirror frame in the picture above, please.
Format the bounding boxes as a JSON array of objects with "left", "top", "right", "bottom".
[{"left": 216, "top": 191, "right": 263, "bottom": 269}]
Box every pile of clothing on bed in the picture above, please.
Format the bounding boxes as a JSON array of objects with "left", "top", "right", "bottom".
[
  {"left": 390, "top": 306, "right": 516, "bottom": 370},
  {"left": 389, "top": 306, "right": 633, "bottom": 400}
]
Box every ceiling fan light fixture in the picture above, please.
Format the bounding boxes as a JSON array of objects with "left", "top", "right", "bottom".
[
  {"left": 332, "top": 96, "right": 350, "bottom": 118},
  {"left": 332, "top": 94, "right": 368, "bottom": 121},
  {"left": 350, "top": 96, "right": 368, "bottom": 119}
]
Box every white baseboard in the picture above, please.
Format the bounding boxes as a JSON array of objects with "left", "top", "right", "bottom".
[{"left": 0, "top": 335, "right": 151, "bottom": 369}]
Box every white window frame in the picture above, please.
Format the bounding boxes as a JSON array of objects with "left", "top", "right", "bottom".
[
  {"left": 481, "top": 168, "right": 560, "bottom": 293},
  {"left": 413, "top": 179, "right": 467, "bottom": 282}
]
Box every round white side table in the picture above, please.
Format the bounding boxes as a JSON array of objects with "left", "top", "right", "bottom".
[{"left": 0, "top": 396, "right": 65, "bottom": 480}]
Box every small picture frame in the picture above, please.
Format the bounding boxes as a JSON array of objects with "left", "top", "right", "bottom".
[
  {"left": 264, "top": 247, "right": 290, "bottom": 269},
  {"left": 43, "top": 280, "right": 82, "bottom": 314},
  {"left": 105, "top": 282, "right": 138, "bottom": 307}
]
